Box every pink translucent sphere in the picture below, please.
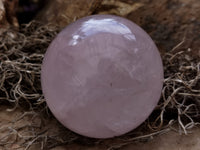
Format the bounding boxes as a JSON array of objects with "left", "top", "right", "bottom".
[{"left": 41, "top": 15, "right": 163, "bottom": 138}]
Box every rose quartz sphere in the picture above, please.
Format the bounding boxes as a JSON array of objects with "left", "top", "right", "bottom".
[{"left": 41, "top": 15, "right": 163, "bottom": 138}]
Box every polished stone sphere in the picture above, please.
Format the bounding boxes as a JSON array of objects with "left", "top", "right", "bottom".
[{"left": 41, "top": 15, "right": 163, "bottom": 138}]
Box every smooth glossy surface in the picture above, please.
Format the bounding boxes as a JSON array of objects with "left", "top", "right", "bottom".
[{"left": 41, "top": 15, "right": 163, "bottom": 138}]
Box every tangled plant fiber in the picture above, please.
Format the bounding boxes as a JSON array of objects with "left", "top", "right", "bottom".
[{"left": 0, "top": 21, "right": 200, "bottom": 149}]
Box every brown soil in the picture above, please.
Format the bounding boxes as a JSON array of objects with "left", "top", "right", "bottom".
[
  {"left": 1, "top": 106, "right": 200, "bottom": 150},
  {"left": 54, "top": 129, "right": 200, "bottom": 150}
]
